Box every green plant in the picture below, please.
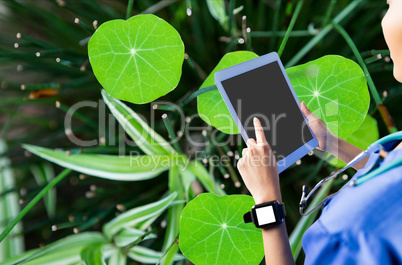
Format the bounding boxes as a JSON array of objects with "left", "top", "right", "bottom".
[{"left": 0, "top": 1, "right": 399, "bottom": 264}]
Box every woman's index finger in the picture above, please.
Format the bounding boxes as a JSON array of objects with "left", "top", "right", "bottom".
[{"left": 253, "top": 117, "right": 267, "bottom": 143}]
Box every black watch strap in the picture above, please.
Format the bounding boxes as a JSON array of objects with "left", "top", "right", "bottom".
[
  {"left": 243, "top": 211, "right": 253, "bottom": 223},
  {"left": 243, "top": 201, "right": 286, "bottom": 224}
]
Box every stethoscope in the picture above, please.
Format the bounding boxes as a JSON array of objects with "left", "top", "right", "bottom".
[{"left": 299, "top": 131, "right": 402, "bottom": 216}]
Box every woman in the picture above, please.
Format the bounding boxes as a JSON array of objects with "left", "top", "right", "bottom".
[{"left": 237, "top": 0, "right": 402, "bottom": 264}]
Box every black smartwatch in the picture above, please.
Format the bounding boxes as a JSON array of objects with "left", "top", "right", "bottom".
[{"left": 243, "top": 200, "right": 286, "bottom": 228}]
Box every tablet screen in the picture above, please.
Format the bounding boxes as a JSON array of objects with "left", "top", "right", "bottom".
[{"left": 221, "top": 61, "right": 313, "bottom": 161}]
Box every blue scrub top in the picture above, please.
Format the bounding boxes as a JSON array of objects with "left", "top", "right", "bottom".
[{"left": 302, "top": 146, "right": 402, "bottom": 265}]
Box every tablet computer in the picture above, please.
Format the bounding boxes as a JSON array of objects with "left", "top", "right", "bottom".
[{"left": 214, "top": 51, "right": 318, "bottom": 173}]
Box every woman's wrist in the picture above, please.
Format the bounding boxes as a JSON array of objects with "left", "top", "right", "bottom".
[
  {"left": 253, "top": 191, "right": 282, "bottom": 204},
  {"left": 325, "top": 132, "right": 340, "bottom": 155}
]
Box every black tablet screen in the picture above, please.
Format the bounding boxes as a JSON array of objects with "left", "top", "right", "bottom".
[{"left": 221, "top": 61, "right": 313, "bottom": 160}]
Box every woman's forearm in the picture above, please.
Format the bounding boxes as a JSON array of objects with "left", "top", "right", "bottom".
[
  {"left": 254, "top": 194, "right": 295, "bottom": 265},
  {"left": 261, "top": 221, "right": 295, "bottom": 265},
  {"left": 326, "top": 135, "right": 368, "bottom": 170}
]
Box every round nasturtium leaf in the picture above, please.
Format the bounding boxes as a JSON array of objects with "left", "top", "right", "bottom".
[
  {"left": 88, "top": 14, "right": 184, "bottom": 104},
  {"left": 197, "top": 51, "right": 259, "bottom": 134},
  {"left": 287, "top": 55, "right": 370, "bottom": 139},
  {"left": 179, "top": 193, "right": 264, "bottom": 265}
]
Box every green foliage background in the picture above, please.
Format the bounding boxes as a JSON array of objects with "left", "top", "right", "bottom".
[{"left": 0, "top": 0, "right": 401, "bottom": 264}]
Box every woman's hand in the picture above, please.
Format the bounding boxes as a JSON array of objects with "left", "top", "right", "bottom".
[
  {"left": 237, "top": 117, "right": 282, "bottom": 204},
  {"left": 300, "top": 101, "right": 337, "bottom": 152},
  {"left": 301, "top": 101, "right": 369, "bottom": 170}
]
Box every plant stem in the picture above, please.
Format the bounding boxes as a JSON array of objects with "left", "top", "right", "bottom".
[
  {"left": 286, "top": 0, "right": 362, "bottom": 67},
  {"left": 184, "top": 55, "right": 207, "bottom": 80},
  {"left": 179, "top": 86, "right": 217, "bottom": 108},
  {"left": 251, "top": 30, "right": 317, "bottom": 37},
  {"left": 0, "top": 169, "right": 72, "bottom": 243},
  {"left": 322, "top": 0, "right": 337, "bottom": 27},
  {"left": 16, "top": 33, "right": 55, "bottom": 49},
  {"left": 126, "top": 0, "right": 134, "bottom": 19},
  {"left": 141, "top": 0, "right": 178, "bottom": 14},
  {"left": 228, "top": 0, "right": 235, "bottom": 36},
  {"left": 215, "top": 144, "right": 240, "bottom": 188},
  {"left": 56, "top": 101, "right": 98, "bottom": 129},
  {"left": 270, "top": 0, "right": 282, "bottom": 51},
  {"left": 277, "top": 0, "right": 303, "bottom": 57},
  {"left": 331, "top": 22, "right": 381, "bottom": 104},
  {"left": 361, "top": 49, "right": 390, "bottom": 57},
  {"left": 74, "top": 18, "right": 94, "bottom": 34},
  {"left": 332, "top": 22, "right": 397, "bottom": 133},
  {"left": 162, "top": 114, "right": 182, "bottom": 153}
]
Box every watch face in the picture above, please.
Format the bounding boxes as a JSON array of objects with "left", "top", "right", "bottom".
[{"left": 255, "top": 205, "right": 276, "bottom": 226}]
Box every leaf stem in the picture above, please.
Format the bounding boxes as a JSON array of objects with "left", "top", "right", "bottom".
[
  {"left": 126, "top": 0, "right": 134, "bottom": 20},
  {"left": 179, "top": 86, "right": 217, "bottom": 108},
  {"left": 228, "top": 0, "right": 236, "bottom": 36},
  {"left": 251, "top": 30, "right": 317, "bottom": 38},
  {"left": 277, "top": 0, "right": 303, "bottom": 57},
  {"left": 322, "top": 0, "right": 337, "bottom": 27},
  {"left": 0, "top": 169, "right": 72, "bottom": 243},
  {"left": 215, "top": 144, "right": 240, "bottom": 188},
  {"left": 56, "top": 101, "right": 98, "bottom": 129},
  {"left": 16, "top": 33, "right": 55, "bottom": 49},
  {"left": 270, "top": 0, "right": 282, "bottom": 51}
]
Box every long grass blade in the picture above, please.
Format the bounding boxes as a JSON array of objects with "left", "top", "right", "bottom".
[
  {"left": 101, "top": 90, "right": 175, "bottom": 155},
  {"left": 114, "top": 228, "right": 156, "bottom": 247},
  {"left": 127, "top": 245, "right": 185, "bottom": 264},
  {"left": 103, "top": 192, "right": 177, "bottom": 239},
  {"left": 80, "top": 244, "right": 106, "bottom": 265},
  {"left": 0, "top": 140, "right": 24, "bottom": 261},
  {"left": 159, "top": 166, "right": 184, "bottom": 265},
  {"left": 0, "top": 168, "right": 71, "bottom": 244},
  {"left": 0, "top": 232, "right": 105, "bottom": 265},
  {"left": 30, "top": 163, "right": 56, "bottom": 218},
  {"left": 23, "top": 144, "right": 187, "bottom": 181}
]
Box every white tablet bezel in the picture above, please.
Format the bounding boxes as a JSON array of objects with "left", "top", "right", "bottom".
[{"left": 214, "top": 51, "right": 318, "bottom": 174}]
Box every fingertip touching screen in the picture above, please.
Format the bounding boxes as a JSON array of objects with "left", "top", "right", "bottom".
[{"left": 221, "top": 61, "right": 313, "bottom": 162}]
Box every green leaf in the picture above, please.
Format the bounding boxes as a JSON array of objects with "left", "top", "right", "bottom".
[
  {"left": 127, "top": 245, "right": 185, "bottom": 264},
  {"left": 23, "top": 144, "right": 187, "bottom": 181},
  {"left": 88, "top": 14, "right": 184, "bottom": 104},
  {"left": 289, "top": 179, "right": 334, "bottom": 260},
  {"left": 179, "top": 167, "right": 196, "bottom": 202},
  {"left": 179, "top": 193, "right": 264, "bottom": 265},
  {"left": 0, "top": 232, "right": 105, "bottom": 265},
  {"left": 108, "top": 248, "right": 126, "bottom": 265},
  {"left": 0, "top": 139, "right": 24, "bottom": 261},
  {"left": 101, "top": 90, "right": 175, "bottom": 155},
  {"left": 103, "top": 192, "right": 177, "bottom": 239},
  {"left": 81, "top": 244, "right": 106, "bottom": 265},
  {"left": 326, "top": 114, "right": 379, "bottom": 167},
  {"left": 30, "top": 162, "right": 56, "bottom": 218},
  {"left": 287, "top": 55, "right": 370, "bottom": 139},
  {"left": 114, "top": 228, "right": 156, "bottom": 247},
  {"left": 159, "top": 166, "right": 185, "bottom": 265},
  {"left": 206, "top": 0, "right": 228, "bottom": 30},
  {"left": 157, "top": 243, "right": 180, "bottom": 265},
  {"left": 197, "top": 51, "right": 259, "bottom": 134}
]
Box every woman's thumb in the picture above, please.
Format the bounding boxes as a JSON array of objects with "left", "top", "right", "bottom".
[{"left": 301, "top": 101, "right": 311, "bottom": 116}]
